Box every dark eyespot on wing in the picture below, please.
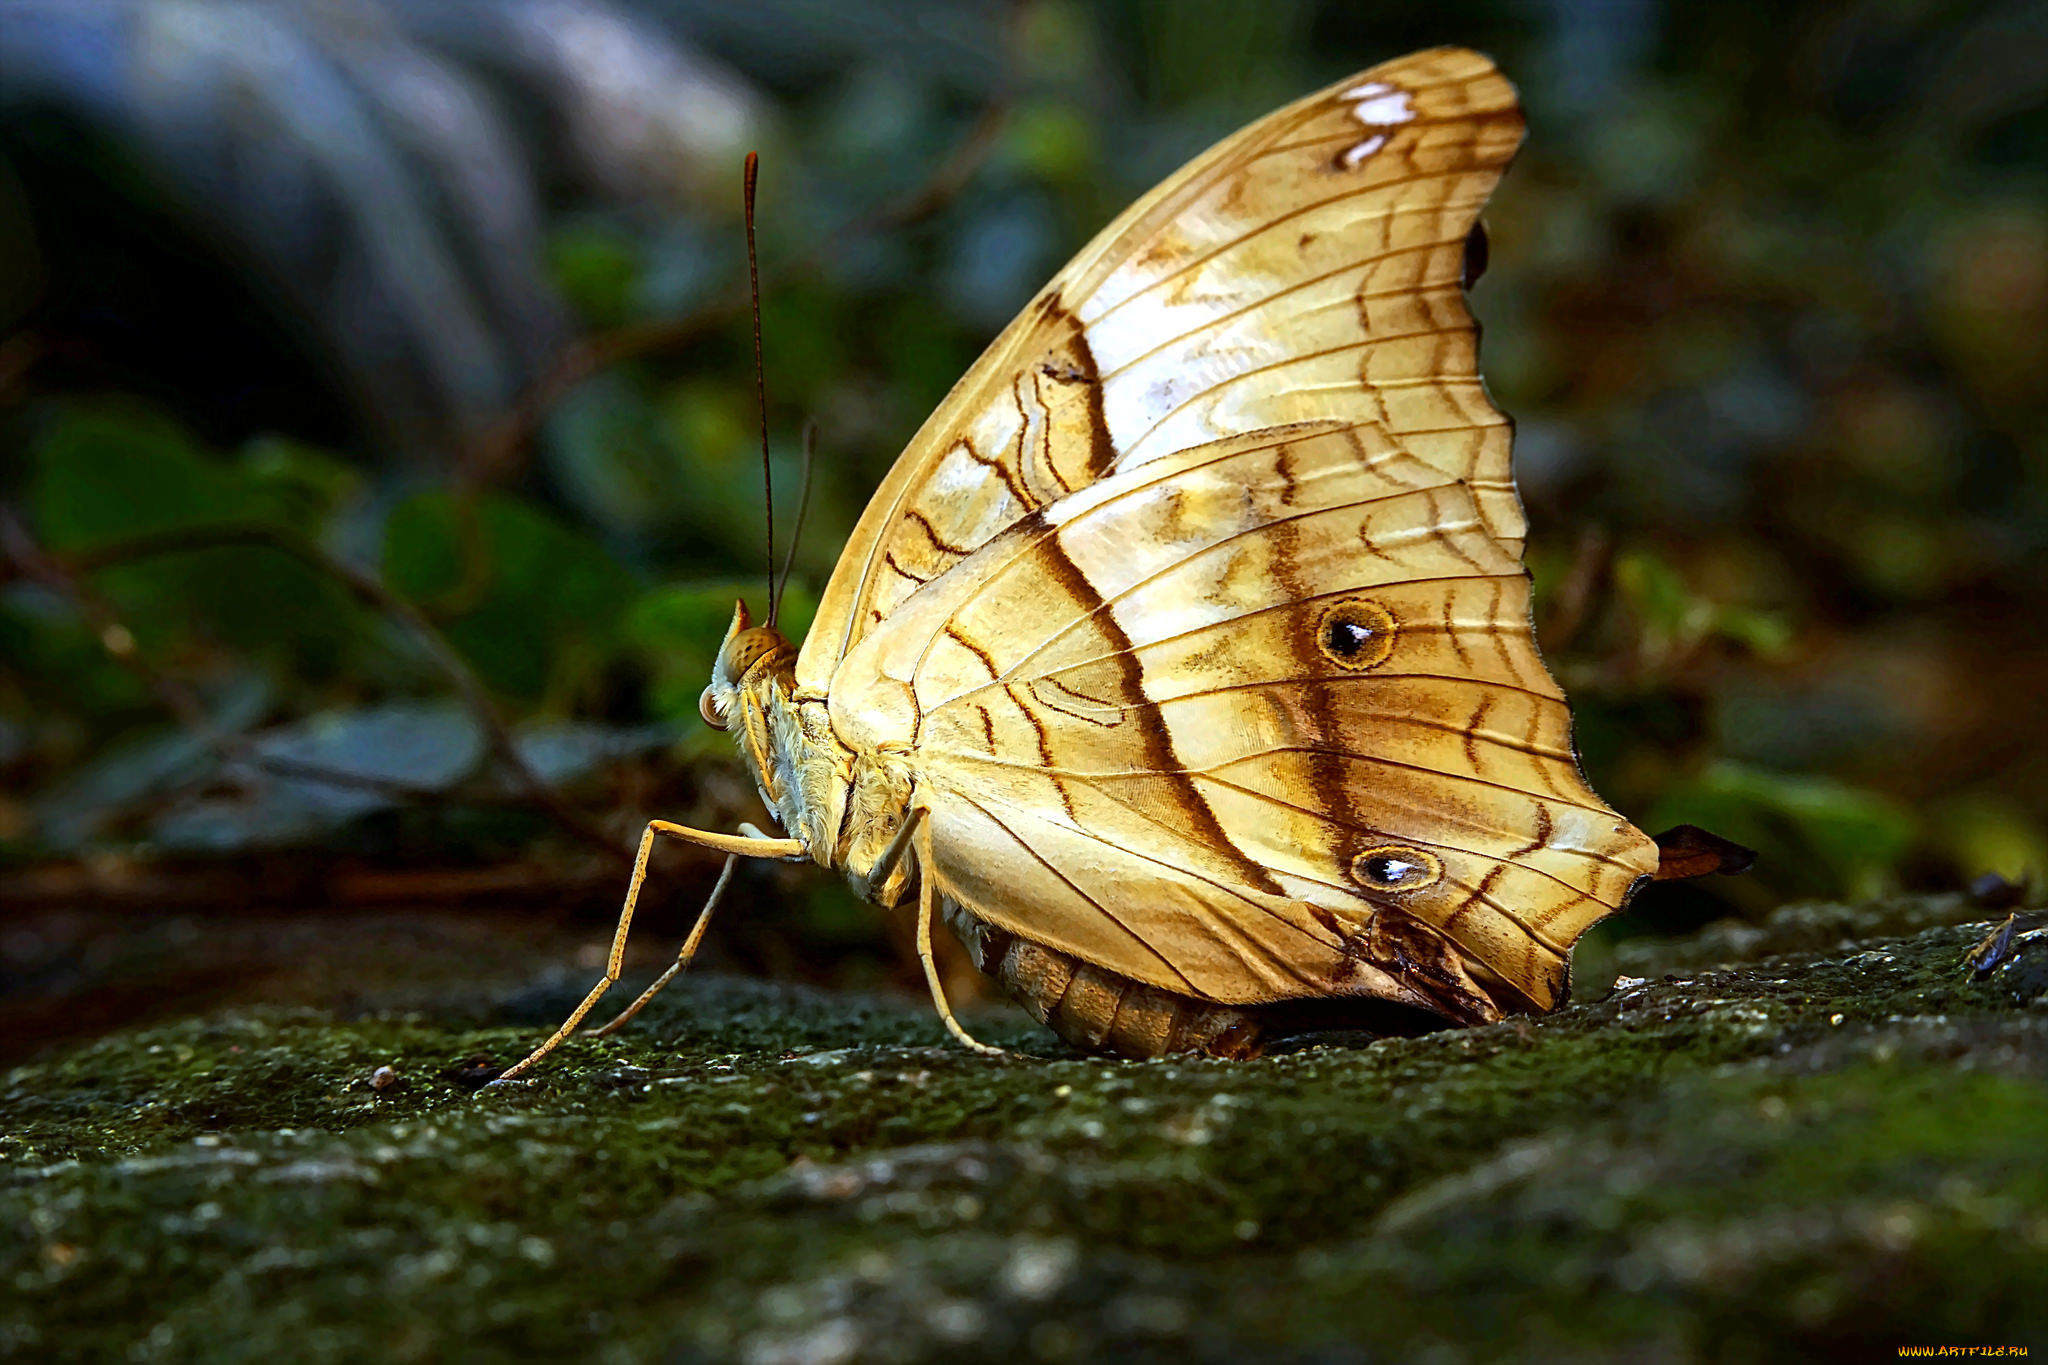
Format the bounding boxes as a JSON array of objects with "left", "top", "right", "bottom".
[
  {"left": 1350, "top": 845, "right": 1444, "bottom": 891},
  {"left": 1316, "top": 598, "right": 1398, "bottom": 670},
  {"left": 1462, "top": 221, "right": 1489, "bottom": 290}
]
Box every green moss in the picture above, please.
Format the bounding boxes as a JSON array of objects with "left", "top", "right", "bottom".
[{"left": 4, "top": 907, "right": 2046, "bottom": 1362}]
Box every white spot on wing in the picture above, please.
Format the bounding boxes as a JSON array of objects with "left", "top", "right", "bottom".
[
  {"left": 1350, "top": 94, "right": 1412, "bottom": 125},
  {"left": 1337, "top": 79, "right": 1414, "bottom": 170},
  {"left": 1341, "top": 134, "right": 1387, "bottom": 167}
]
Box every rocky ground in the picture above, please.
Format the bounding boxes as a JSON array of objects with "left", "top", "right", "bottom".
[{"left": 3, "top": 893, "right": 2046, "bottom": 1363}]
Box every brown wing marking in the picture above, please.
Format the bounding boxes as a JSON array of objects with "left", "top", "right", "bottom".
[
  {"left": 909, "top": 509, "right": 978, "bottom": 558},
  {"left": 1012, "top": 514, "right": 1286, "bottom": 899},
  {"left": 1505, "top": 805, "right": 1556, "bottom": 860},
  {"left": 1066, "top": 302, "right": 1118, "bottom": 483},
  {"left": 943, "top": 624, "right": 1000, "bottom": 679},
  {"left": 1462, "top": 694, "right": 1493, "bottom": 772},
  {"left": 803, "top": 299, "right": 1117, "bottom": 677}
]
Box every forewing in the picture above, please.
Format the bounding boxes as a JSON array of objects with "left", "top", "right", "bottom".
[{"left": 797, "top": 46, "right": 1527, "bottom": 695}]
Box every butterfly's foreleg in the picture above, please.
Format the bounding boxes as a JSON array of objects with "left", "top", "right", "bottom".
[
  {"left": 912, "top": 810, "right": 1006, "bottom": 1058},
  {"left": 586, "top": 852, "right": 738, "bottom": 1039},
  {"left": 490, "top": 821, "right": 803, "bottom": 1084}
]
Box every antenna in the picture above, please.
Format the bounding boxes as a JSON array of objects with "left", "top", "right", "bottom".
[
  {"left": 774, "top": 418, "right": 817, "bottom": 624},
  {"left": 744, "top": 151, "right": 775, "bottom": 625}
]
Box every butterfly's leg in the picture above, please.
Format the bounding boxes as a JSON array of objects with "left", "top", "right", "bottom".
[
  {"left": 913, "top": 811, "right": 1006, "bottom": 1058},
  {"left": 490, "top": 822, "right": 802, "bottom": 1083},
  {"left": 586, "top": 852, "right": 737, "bottom": 1038}
]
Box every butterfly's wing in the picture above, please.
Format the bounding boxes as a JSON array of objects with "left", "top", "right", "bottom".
[
  {"left": 810, "top": 47, "right": 1659, "bottom": 1016},
  {"left": 832, "top": 424, "right": 1654, "bottom": 1014},
  {"left": 796, "top": 46, "right": 1528, "bottom": 694}
]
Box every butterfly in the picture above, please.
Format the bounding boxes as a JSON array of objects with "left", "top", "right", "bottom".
[{"left": 497, "top": 45, "right": 1703, "bottom": 1080}]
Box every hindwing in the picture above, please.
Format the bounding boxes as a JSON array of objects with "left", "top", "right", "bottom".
[{"left": 829, "top": 426, "right": 1655, "bottom": 1011}]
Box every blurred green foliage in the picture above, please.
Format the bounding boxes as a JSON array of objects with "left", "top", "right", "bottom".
[
  {"left": 1647, "top": 763, "right": 1917, "bottom": 903},
  {"left": 2, "top": 0, "right": 2045, "bottom": 957},
  {"left": 383, "top": 491, "right": 638, "bottom": 704}
]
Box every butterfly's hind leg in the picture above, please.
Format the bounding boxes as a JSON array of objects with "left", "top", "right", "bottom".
[
  {"left": 912, "top": 811, "right": 1006, "bottom": 1058},
  {"left": 488, "top": 821, "right": 803, "bottom": 1084},
  {"left": 586, "top": 852, "right": 738, "bottom": 1039}
]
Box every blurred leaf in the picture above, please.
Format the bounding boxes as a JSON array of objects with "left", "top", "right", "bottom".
[
  {"left": 510, "top": 719, "right": 675, "bottom": 789},
  {"left": 662, "top": 380, "right": 753, "bottom": 473},
  {"left": 152, "top": 701, "right": 485, "bottom": 852},
  {"left": 1132, "top": 0, "right": 1311, "bottom": 107},
  {"left": 1709, "top": 604, "right": 1793, "bottom": 658},
  {"left": 239, "top": 438, "right": 363, "bottom": 528},
  {"left": 382, "top": 495, "right": 469, "bottom": 605},
  {"left": 37, "top": 727, "right": 215, "bottom": 852},
  {"left": 759, "top": 284, "right": 854, "bottom": 398},
  {"left": 30, "top": 408, "right": 348, "bottom": 547},
  {"left": 1020, "top": 1, "right": 1098, "bottom": 82},
  {"left": 382, "top": 492, "right": 640, "bottom": 704},
  {"left": 625, "top": 579, "right": 816, "bottom": 725},
  {"left": 625, "top": 581, "right": 748, "bottom": 700},
  {"left": 943, "top": 193, "right": 1060, "bottom": 330},
  {"left": 872, "top": 295, "right": 975, "bottom": 412},
  {"left": 1614, "top": 549, "right": 1705, "bottom": 646},
  {"left": 31, "top": 675, "right": 272, "bottom": 852},
  {"left": 26, "top": 406, "right": 374, "bottom": 673},
  {"left": 1614, "top": 548, "right": 1791, "bottom": 662},
  {"left": 1007, "top": 102, "right": 1097, "bottom": 185},
  {"left": 0, "top": 582, "right": 153, "bottom": 721},
  {"left": 1648, "top": 762, "right": 1915, "bottom": 902},
  {"left": 31, "top": 408, "right": 261, "bottom": 549},
  {"left": 1929, "top": 794, "right": 2048, "bottom": 886},
  {"left": 245, "top": 701, "right": 485, "bottom": 794},
  {"left": 549, "top": 374, "right": 690, "bottom": 536},
  {"left": 548, "top": 221, "right": 643, "bottom": 328}
]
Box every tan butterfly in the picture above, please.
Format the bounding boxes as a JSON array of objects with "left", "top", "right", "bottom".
[{"left": 498, "top": 46, "right": 1675, "bottom": 1078}]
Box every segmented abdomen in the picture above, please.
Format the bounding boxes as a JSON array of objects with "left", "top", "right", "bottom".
[{"left": 944, "top": 902, "right": 1265, "bottom": 1059}]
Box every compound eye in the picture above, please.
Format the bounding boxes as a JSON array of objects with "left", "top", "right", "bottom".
[{"left": 699, "top": 685, "right": 728, "bottom": 731}]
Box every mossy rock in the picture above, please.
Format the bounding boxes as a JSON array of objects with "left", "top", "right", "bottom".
[{"left": 4, "top": 899, "right": 2046, "bottom": 1362}]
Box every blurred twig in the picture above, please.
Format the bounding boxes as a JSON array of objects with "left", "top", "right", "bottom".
[
  {"left": 0, "top": 510, "right": 634, "bottom": 867},
  {"left": 464, "top": 80, "right": 1017, "bottom": 487},
  {"left": 840, "top": 97, "right": 1015, "bottom": 238},
  {"left": 1542, "top": 525, "right": 1613, "bottom": 656},
  {"left": 1, "top": 505, "right": 263, "bottom": 777}
]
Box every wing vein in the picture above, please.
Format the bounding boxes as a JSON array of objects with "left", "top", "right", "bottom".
[
  {"left": 943, "top": 782, "right": 1345, "bottom": 988},
  {"left": 1080, "top": 164, "right": 1501, "bottom": 331},
  {"left": 941, "top": 789, "right": 1204, "bottom": 993},
  {"left": 959, "top": 492, "right": 1488, "bottom": 698}
]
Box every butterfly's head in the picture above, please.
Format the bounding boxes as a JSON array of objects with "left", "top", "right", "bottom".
[{"left": 700, "top": 599, "right": 795, "bottom": 731}]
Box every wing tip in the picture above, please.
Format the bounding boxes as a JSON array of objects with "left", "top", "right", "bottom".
[
  {"left": 1370, "top": 44, "right": 1506, "bottom": 81},
  {"left": 1354, "top": 44, "right": 1523, "bottom": 122}
]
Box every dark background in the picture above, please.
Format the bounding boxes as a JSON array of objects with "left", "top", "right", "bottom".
[{"left": 2, "top": 0, "right": 2043, "bottom": 1008}]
